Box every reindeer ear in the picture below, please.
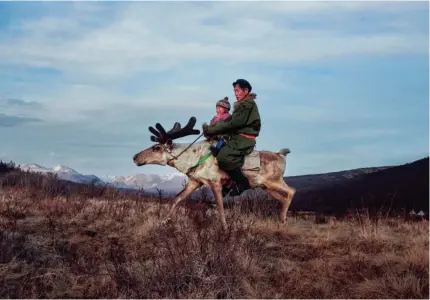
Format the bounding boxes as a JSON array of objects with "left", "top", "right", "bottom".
[{"left": 166, "top": 139, "right": 173, "bottom": 147}]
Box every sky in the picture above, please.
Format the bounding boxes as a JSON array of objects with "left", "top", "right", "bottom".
[{"left": 0, "top": 0, "right": 428, "bottom": 178}]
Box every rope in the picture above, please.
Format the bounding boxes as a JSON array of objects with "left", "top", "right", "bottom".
[
  {"left": 192, "top": 151, "right": 212, "bottom": 168},
  {"left": 166, "top": 133, "right": 217, "bottom": 175},
  {"left": 166, "top": 133, "right": 204, "bottom": 164}
]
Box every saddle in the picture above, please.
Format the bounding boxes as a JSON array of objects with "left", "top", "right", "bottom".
[
  {"left": 208, "top": 138, "right": 261, "bottom": 171},
  {"left": 242, "top": 149, "right": 261, "bottom": 171}
]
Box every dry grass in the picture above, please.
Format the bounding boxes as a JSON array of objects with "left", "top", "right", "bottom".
[{"left": 0, "top": 163, "right": 428, "bottom": 298}]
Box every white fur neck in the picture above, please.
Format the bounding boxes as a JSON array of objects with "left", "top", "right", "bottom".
[{"left": 166, "top": 140, "right": 211, "bottom": 173}]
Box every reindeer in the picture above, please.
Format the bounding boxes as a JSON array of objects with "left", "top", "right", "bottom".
[{"left": 132, "top": 117, "right": 296, "bottom": 230}]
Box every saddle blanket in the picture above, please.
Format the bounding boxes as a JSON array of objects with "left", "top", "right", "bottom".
[{"left": 242, "top": 149, "right": 260, "bottom": 171}]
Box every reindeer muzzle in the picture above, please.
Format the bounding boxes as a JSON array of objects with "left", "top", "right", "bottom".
[{"left": 133, "top": 154, "right": 146, "bottom": 166}]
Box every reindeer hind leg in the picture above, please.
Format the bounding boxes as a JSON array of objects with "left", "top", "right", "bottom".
[
  {"left": 266, "top": 189, "right": 289, "bottom": 224},
  {"left": 266, "top": 180, "right": 296, "bottom": 223}
]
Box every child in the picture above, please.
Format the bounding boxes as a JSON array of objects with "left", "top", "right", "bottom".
[{"left": 208, "top": 97, "right": 231, "bottom": 154}]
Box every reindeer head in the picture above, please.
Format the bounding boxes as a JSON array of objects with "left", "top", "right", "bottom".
[{"left": 132, "top": 117, "right": 200, "bottom": 166}]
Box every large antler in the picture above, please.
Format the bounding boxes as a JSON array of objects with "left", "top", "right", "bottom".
[
  {"left": 167, "top": 122, "right": 181, "bottom": 134},
  {"left": 149, "top": 117, "right": 200, "bottom": 144},
  {"left": 148, "top": 122, "right": 182, "bottom": 142}
]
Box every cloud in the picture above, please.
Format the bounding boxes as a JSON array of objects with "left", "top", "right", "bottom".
[
  {"left": 0, "top": 97, "right": 46, "bottom": 125},
  {"left": 63, "top": 141, "right": 142, "bottom": 149},
  {"left": 0, "top": 1, "right": 427, "bottom": 177},
  {"left": 0, "top": 1, "right": 426, "bottom": 81},
  {"left": 333, "top": 128, "right": 401, "bottom": 140},
  {"left": 0, "top": 97, "right": 43, "bottom": 108},
  {"left": 0, "top": 113, "right": 42, "bottom": 127},
  {"left": 0, "top": 1, "right": 426, "bottom": 123}
]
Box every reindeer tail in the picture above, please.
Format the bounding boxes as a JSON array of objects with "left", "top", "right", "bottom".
[{"left": 278, "top": 148, "right": 291, "bottom": 156}]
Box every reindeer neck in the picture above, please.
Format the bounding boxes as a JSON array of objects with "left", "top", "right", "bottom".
[{"left": 167, "top": 141, "right": 210, "bottom": 173}]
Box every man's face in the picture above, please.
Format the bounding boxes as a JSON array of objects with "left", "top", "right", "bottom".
[{"left": 234, "top": 84, "right": 249, "bottom": 101}]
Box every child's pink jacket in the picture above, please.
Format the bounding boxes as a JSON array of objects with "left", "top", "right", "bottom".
[{"left": 210, "top": 112, "right": 231, "bottom": 125}]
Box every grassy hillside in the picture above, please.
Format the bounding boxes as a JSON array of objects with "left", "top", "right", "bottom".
[
  {"left": 284, "top": 165, "right": 391, "bottom": 190},
  {"left": 289, "top": 157, "right": 429, "bottom": 216},
  {"left": 0, "top": 160, "right": 428, "bottom": 298}
]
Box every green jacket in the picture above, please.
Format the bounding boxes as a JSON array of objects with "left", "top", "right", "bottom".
[{"left": 205, "top": 93, "right": 261, "bottom": 137}]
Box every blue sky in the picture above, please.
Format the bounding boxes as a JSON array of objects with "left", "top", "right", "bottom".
[{"left": 0, "top": 0, "right": 428, "bottom": 178}]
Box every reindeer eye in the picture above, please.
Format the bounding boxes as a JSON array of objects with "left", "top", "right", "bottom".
[{"left": 153, "top": 145, "right": 161, "bottom": 152}]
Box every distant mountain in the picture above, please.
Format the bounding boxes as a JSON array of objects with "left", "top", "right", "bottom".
[
  {"left": 289, "top": 157, "right": 429, "bottom": 215},
  {"left": 19, "top": 162, "right": 390, "bottom": 196},
  {"left": 18, "top": 163, "right": 187, "bottom": 193},
  {"left": 284, "top": 166, "right": 391, "bottom": 190},
  {"left": 17, "top": 157, "right": 429, "bottom": 215},
  {"left": 102, "top": 173, "right": 187, "bottom": 193},
  {"left": 19, "top": 164, "right": 105, "bottom": 185}
]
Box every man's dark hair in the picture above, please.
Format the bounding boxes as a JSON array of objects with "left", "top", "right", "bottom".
[{"left": 232, "top": 79, "right": 252, "bottom": 92}]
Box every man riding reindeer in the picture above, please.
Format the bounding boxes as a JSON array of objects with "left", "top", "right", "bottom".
[
  {"left": 203, "top": 79, "right": 261, "bottom": 197},
  {"left": 134, "top": 79, "right": 296, "bottom": 227}
]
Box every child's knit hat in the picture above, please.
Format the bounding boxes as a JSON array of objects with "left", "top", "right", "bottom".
[{"left": 216, "top": 97, "right": 231, "bottom": 111}]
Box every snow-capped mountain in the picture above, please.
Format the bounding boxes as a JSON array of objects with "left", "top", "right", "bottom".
[
  {"left": 102, "top": 172, "right": 187, "bottom": 193},
  {"left": 18, "top": 163, "right": 187, "bottom": 193},
  {"left": 17, "top": 161, "right": 399, "bottom": 199},
  {"left": 19, "top": 164, "right": 105, "bottom": 185},
  {"left": 19, "top": 164, "right": 51, "bottom": 173},
  {"left": 52, "top": 165, "right": 79, "bottom": 174}
]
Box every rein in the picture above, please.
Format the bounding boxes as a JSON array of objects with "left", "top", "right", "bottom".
[{"left": 166, "top": 133, "right": 204, "bottom": 164}]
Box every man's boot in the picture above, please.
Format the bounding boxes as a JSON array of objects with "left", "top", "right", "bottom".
[
  {"left": 222, "top": 183, "right": 232, "bottom": 197},
  {"left": 225, "top": 167, "right": 250, "bottom": 197}
]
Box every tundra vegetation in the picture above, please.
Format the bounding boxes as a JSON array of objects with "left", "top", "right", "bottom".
[{"left": 0, "top": 160, "right": 428, "bottom": 299}]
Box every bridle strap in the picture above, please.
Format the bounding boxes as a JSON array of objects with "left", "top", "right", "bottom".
[{"left": 166, "top": 133, "right": 204, "bottom": 164}]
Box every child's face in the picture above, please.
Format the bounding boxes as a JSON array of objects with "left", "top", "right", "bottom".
[{"left": 216, "top": 106, "right": 225, "bottom": 115}]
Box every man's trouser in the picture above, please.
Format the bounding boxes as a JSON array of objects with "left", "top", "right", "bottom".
[
  {"left": 215, "top": 134, "right": 256, "bottom": 196},
  {"left": 215, "top": 134, "right": 256, "bottom": 171}
]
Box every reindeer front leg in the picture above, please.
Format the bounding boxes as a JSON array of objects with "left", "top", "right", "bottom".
[
  {"left": 162, "top": 179, "right": 201, "bottom": 225},
  {"left": 209, "top": 181, "right": 228, "bottom": 231}
]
